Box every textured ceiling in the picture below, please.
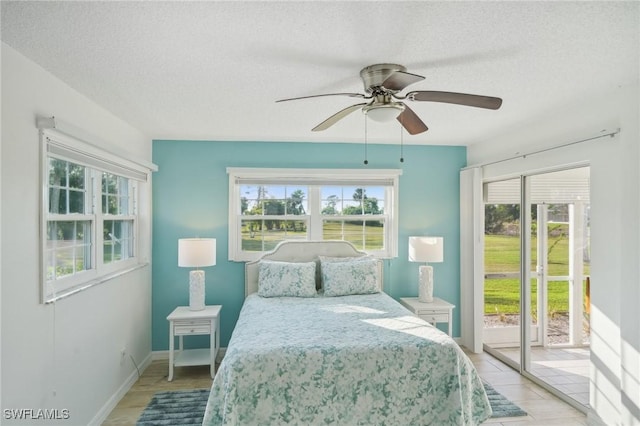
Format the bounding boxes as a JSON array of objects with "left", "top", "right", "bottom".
[{"left": 1, "top": 1, "right": 638, "bottom": 146}]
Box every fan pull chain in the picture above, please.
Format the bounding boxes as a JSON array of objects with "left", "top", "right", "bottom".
[
  {"left": 400, "top": 121, "right": 405, "bottom": 163},
  {"left": 363, "top": 115, "right": 369, "bottom": 165}
]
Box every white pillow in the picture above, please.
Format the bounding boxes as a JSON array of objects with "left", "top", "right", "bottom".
[
  {"left": 318, "top": 255, "right": 373, "bottom": 289},
  {"left": 258, "top": 260, "right": 317, "bottom": 298},
  {"left": 321, "top": 258, "right": 380, "bottom": 296}
]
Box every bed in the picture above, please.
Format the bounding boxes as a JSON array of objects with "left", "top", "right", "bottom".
[{"left": 203, "top": 240, "right": 491, "bottom": 425}]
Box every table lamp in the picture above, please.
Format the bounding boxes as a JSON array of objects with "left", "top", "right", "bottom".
[
  {"left": 408, "top": 236, "right": 444, "bottom": 303},
  {"left": 178, "top": 238, "right": 216, "bottom": 311}
]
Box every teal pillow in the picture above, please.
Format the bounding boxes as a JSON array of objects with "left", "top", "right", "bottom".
[{"left": 258, "top": 260, "right": 317, "bottom": 297}]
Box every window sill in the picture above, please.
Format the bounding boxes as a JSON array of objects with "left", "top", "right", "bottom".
[{"left": 44, "top": 262, "right": 149, "bottom": 303}]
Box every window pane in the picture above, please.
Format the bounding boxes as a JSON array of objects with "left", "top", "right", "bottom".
[
  {"left": 73, "top": 246, "right": 89, "bottom": 272},
  {"left": 49, "top": 187, "right": 67, "bottom": 214},
  {"left": 68, "top": 164, "right": 85, "bottom": 189},
  {"left": 363, "top": 220, "right": 385, "bottom": 250},
  {"left": 104, "top": 195, "right": 117, "bottom": 215},
  {"left": 321, "top": 186, "right": 343, "bottom": 199},
  {"left": 342, "top": 200, "right": 363, "bottom": 215},
  {"left": 103, "top": 173, "right": 116, "bottom": 194},
  {"left": 69, "top": 189, "right": 85, "bottom": 214},
  {"left": 241, "top": 185, "right": 308, "bottom": 217},
  {"left": 58, "top": 221, "right": 75, "bottom": 240},
  {"left": 321, "top": 195, "right": 341, "bottom": 215},
  {"left": 102, "top": 173, "right": 130, "bottom": 215},
  {"left": 321, "top": 186, "right": 384, "bottom": 216},
  {"left": 46, "top": 220, "right": 92, "bottom": 280},
  {"left": 103, "top": 219, "right": 134, "bottom": 264},
  {"left": 240, "top": 218, "right": 307, "bottom": 252},
  {"left": 49, "top": 158, "right": 67, "bottom": 186},
  {"left": 48, "top": 159, "right": 86, "bottom": 214},
  {"left": 55, "top": 248, "right": 75, "bottom": 279},
  {"left": 322, "top": 219, "right": 384, "bottom": 250},
  {"left": 262, "top": 199, "right": 284, "bottom": 215},
  {"left": 285, "top": 188, "right": 307, "bottom": 215}
]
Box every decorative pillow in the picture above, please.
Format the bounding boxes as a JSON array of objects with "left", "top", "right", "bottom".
[
  {"left": 321, "top": 258, "right": 380, "bottom": 296},
  {"left": 258, "top": 260, "right": 317, "bottom": 298},
  {"left": 318, "top": 255, "right": 373, "bottom": 289}
]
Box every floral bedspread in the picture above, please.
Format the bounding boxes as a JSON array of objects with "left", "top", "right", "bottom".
[{"left": 203, "top": 293, "right": 491, "bottom": 425}]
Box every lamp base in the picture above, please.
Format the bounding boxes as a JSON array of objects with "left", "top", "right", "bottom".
[
  {"left": 189, "top": 270, "right": 205, "bottom": 311},
  {"left": 418, "top": 265, "right": 434, "bottom": 303}
]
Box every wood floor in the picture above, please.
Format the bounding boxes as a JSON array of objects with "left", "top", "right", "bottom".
[
  {"left": 102, "top": 360, "right": 215, "bottom": 425},
  {"left": 103, "top": 350, "right": 588, "bottom": 425}
]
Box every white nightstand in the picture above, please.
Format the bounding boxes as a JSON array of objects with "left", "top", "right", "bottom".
[
  {"left": 167, "top": 305, "right": 221, "bottom": 381},
  {"left": 399, "top": 297, "right": 455, "bottom": 337}
]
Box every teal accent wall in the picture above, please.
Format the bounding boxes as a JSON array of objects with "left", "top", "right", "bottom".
[{"left": 152, "top": 140, "right": 466, "bottom": 350}]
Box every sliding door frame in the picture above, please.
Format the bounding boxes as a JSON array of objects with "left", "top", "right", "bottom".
[{"left": 478, "top": 165, "right": 591, "bottom": 414}]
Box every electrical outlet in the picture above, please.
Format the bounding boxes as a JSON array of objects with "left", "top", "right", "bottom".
[{"left": 120, "top": 348, "right": 126, "bottom": 364}]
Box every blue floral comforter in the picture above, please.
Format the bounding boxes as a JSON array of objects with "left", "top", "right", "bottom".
[{"left": 203, "top": 293, "right": 491, "bottom": 425}]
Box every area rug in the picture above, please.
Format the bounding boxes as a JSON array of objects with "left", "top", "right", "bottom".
[
  {"left": 483, "top": 381, "right": 528, "bottom": 418},
  {"left": 137, "top": 383, "right": 526, "bottom": 425},
  {"left": 136, "top": 389, "right": 209, "bottom": 425}
]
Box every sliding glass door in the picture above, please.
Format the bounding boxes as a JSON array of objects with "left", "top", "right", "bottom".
[
  {"left": 483, "top": 177, "right": 526, "bottom": 369},
  {"left": 482, "top": 167, "right": 591, "bottom": 409}
]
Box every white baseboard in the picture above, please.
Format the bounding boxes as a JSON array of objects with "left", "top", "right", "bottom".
[
  {"left": 88, "top": 352, "right": 153, "bottom": 426},
  {"left": 152, "top": 350, "right": 169, "bottom": 360}
]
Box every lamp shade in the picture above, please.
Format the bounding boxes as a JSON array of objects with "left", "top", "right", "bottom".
[
  {"left": 363, "top": 103, "right": 405, "bottom": 122},
  {"left": 408, "top": 236, "right": 444, "bottom": 263},
  {"left": 178, "top": 238, "right": 216, "bottom": 268}
]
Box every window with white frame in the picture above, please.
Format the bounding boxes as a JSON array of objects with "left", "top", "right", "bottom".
[
  {"left": 228, "top": 168, "right": 401, "bottom": 261},
  {"left": 41, "top": 126, "right": 151, "bottom": 302},
  {"left": 101, "top": 172, "right": 135, "bottom": 264}
]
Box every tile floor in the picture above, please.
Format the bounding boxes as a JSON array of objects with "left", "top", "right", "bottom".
[
  {"left": 494, "top": 346, "right": 590, "bottom": 406},
  {"left": 103, "top": 350, "right": 588, "bottom": 425},
  {"left": 465, "top": 350, "right": 587, "bottom": 425}
]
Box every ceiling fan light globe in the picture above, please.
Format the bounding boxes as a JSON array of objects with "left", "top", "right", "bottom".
[{"left": 363, "top": 104, "right": 405, "bottom": 122}]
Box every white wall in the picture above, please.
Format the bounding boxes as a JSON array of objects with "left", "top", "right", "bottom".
[
  {"left": 468, "top": 82, "right": 640, "bottom": 425},
  {"left": 1, "top": 44, "right": 153, "bottom": 425}
]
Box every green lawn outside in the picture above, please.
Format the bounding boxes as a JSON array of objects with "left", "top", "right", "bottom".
[
  {"left": 241, "top": 220, "right": 384, "bottom": 251},
  {"left": 485, "top": 230, "right": 590, "bottom": 315},
  {"left": 484, "top": 278, "right": 573, "bottom": 316}
]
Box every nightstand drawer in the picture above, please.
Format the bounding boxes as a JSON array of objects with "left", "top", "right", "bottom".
[
  {"left": 174, "top": 319, "right": 210, "bottom": 335},
  {"left": 419, "top": 313, "right": 449, "bottom": 323},
  {"left": 399, "top": 297, "right": 454, "bottom": 337}
]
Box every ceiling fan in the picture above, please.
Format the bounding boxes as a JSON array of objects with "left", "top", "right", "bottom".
[{"left": 276, "top": 63, "right": 502, "bottom": 135}]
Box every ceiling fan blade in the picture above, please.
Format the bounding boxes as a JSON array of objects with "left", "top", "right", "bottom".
[
  {"left": 312, "top": 103, "right": 368, "bottom": 131},
  {"left": 397, "top": 105, "right": 429, "bottom": 135},
  {"left": 381, "top": 71, "right": 425, "bottom": 91},
  {"left": 407, "top": 91, "right": 502, "bottom": 109},
  {"left": 276, "top": 93, "right": 367, "bottom": 103}
]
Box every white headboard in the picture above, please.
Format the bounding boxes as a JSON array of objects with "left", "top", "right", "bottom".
[{"left": 245, "top": 240, "right": 384, "bottom": 296}]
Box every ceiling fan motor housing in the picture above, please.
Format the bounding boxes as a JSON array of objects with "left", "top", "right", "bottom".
[{"left": 360, "top": 63, "right": 407, "bottom": 93}]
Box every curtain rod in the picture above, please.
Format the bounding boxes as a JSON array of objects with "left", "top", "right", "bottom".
[{"left": 464, "top": 128, "right": 620, "bottom": 170}]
